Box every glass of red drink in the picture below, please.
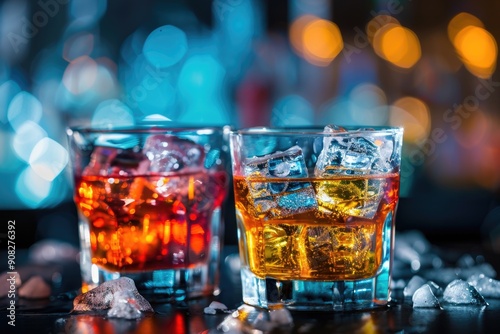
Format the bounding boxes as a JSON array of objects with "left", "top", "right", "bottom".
[{"left": 67, "top": 125, "right": 229, "bottom": 302}]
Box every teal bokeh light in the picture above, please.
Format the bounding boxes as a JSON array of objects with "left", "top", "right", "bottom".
[
  {"left": 143, "top": 25, "right": 188, "bottom": 68},
  {"left": 15, "top": 166, "right": 52, "bottom": 209},
  {"left": 0, "top": 80, "right": 22, "bottom": 124},
  {"left": 7, "top": 91, "right": 43, "bottom": 131},
  {"left": 12, "top": 121, "right": 47, "bottom": 162},
  {"left": 178, "top": 55, "right": 225, "bottom": 98},
  {"left": 271, "top": 95, "right": 314, "bottom": 126},
  {"left": 92, "top": 99, "right": 135, "bottom": 128}
]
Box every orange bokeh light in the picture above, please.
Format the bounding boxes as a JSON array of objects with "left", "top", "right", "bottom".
[
  {"left": 373, "top": 25, "right": 421, "bottom": 69},
  {"left": 289, "top": 15, "right": 343, "bottom": 66},
  {"left": 389, "top": 97, "right": 431, "bottom": 143}
]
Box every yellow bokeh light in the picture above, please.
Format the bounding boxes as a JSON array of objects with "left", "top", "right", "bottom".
[
  {"left": 366, "top": 15, "right": 400, "bottom": 45},
  {"left": 447, "top": 12, "right": 484, "bottom": 43},
  {"left": 454, "top": 26, "right": 497, "bottom": 78},
  {"left": 290, "top": 17, "right": 343, "bottom": 67},
  {"left": 373, "top": 25, "right": 421, "bottom": 69},
  {"left": 389, "top": 97, "right": 431, "bottom": 143}
]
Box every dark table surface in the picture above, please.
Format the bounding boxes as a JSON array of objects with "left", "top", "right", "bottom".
[{"left": 2, "top": 242, "right": 500, "bottom": 334}]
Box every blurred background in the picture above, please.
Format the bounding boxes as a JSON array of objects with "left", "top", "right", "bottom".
[{"left": 1, "top": 0, "right": 500, "bottom": 250}]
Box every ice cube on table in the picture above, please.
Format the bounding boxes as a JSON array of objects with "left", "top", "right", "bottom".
[
  {"left": 244, "top": 145, "right": 317, "bottom": 219},
  {"left": 269, "top": 308, "right": 293, "bottom": 326},
  {"left": 457, "top": 254, "right": 476, "bottom": 268},
  {"left": 107, "top": 290, "right": 143, "bottom": 319},
  {"left": 412, "top": 284, "right": 441, "bottom": 308},
  {"left": 427, "top": 281, "right": 443, "bottom": 297},
  {"left": 143, "top": 134, "right": 204, "bottom": 173},
  {"left": 204, "top": 301, "right": 229, "bottom": 315},
  {"left": 442, "top": 279, "right": 488, "bottom": 306},
  {"left": 72, "top": 277, "right": 153, "bottom": 312},
  {"left": 467, "top": 274, "right": 500, "bottom": 298},
  {"left": 404, "top": 275, "right": 427, "bottom": 298},
  {"left": 459, "top": 263, "right": 497, "bottom": 280}
]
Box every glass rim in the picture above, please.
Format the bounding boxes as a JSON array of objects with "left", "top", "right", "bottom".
[
  {"left": 67, "top": 124, "right": 232, "bottom": 136},
  {"left": 230, "top": 125, "right": 403, "bottom": 136}
]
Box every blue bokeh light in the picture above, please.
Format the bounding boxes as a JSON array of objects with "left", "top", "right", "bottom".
[
  {"left": 177, "top": 54, "right": 229, "bottom": 124},
  {"left": 12, "top": 121, "right": 48, "bottom": 162},
  {"left": 177, "top": 99, "right": 229, "bottom": 125},
  {"left": 15, "top": 166, "right": 53, "bottom": 209},
  {"left": 178, "top": 55, "right": 225, "bottom": 98},
  {"left": 143, "top": 25, "right": 188, "bottom": 68},
  {"left": 63, "top": 32, "right": 95, "bottom": 62},
  {"left": 92, "top": 99, "right": 135, "bottom": 128},
  {"left": 29, "top": 137, "right": 69, "bottom": 182},
  {"left": 271, "top": 95, "right": 314, "bottom": 126},
  {"left": 348, "top": 83, "right": 389, "bottom": 126},
  {"left": 69, "top": 0, "right": 108, "bottom": 27},
  {"left": 120, "top": 30, "right": 147, "bottom": 67},
  {"left": 0, "top": 130, "right": 24, "bottom": 173},
  {"left": 319, "top": 97, "right": 356, "bottom": 126},
  {"left": 0, "top": 80, "right": 21, "bottom": 124},
  {"left": 136, "top": 76, "right": 176, "bottom": 117},
  {"left": 7, "top": 91, "right": 43, "bottom": 131}
]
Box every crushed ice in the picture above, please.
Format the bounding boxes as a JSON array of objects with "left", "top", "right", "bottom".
[
  {"left": 396, "top": 230, "right": 497, "bottom": 309},
  {"left": 72, "top": 277, "right": 153, "bottom": 317}
]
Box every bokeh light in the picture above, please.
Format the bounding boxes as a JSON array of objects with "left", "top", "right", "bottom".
[
  {"left": 178, "top": 55, "right": 225, "bottom": 97},
  {"left": 289, "top": 15, "right": 343, "bottom": 66},
  {"left": 290, "top": 15, "right": 316, "bottom": 56},
  {"left": 373, "top": 24, "right": 421, "bottom": 69},
  {"left": 453, "top": 26, "right": 497, "bottom": 78},
  {"left": 0, "top": 130, "right": 24, "bottom": 173},
  {"left": 302, "top": 18, "right": 343, "bottom": 66},
  {"left": 453, "top": 107, "right": 489, "bottom": 149},
  {"left": 63, "top": 32, "right": 95, "bottom": 62},
  {"left": 91, "top": 99, "right": 135, "bottom": 128},
  {"left": 69, "top": 0, "right": 108, "bottom": 27},
  {"left": 319, "top": 97, "right": 356, "bottom": 126},
  {"left": 15, "top": 166, "right": 52, "bottom": 209},
  {"left": 0, "top": 80, "right": 22, "bottom": 123},
  {"left": 271, "top": 95, "right": 314, "bottom": 126},
  {"left": 12, "top": 121, "right": 47, "bottom": 162},
  {"left": 389, "top": 97, "right": 431, "bottom": 143},
  {"left": 7, "top": 91, "right": 43, "bottom": 131},
  {"left": 143, "top": 25, "right": 188, "bottom": 69},
  {"left": 177, "top": 54, "right": 229, "bottom": 124},
  {"left": 366, "top": 15, "right": 400, "bottom": 45},
  {"left": 29, "top": 138, "right": 69, "bottom": 182},
  {"left": 62, "top": 56, "right": 99, "bottom": 95},
  {"left": 348, "top": 83, "right": 389, "bottom": 125},
  {"left": 136, "top": 77, "right": 176, "bottom": 118},
  {"left": 447, "top": 12, "right": 484, "bottom": 42}
]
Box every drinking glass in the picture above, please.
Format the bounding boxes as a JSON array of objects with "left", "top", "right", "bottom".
[
  {"left": 229, "top": 126, "right": 403, "bottom": 311},
  {"left": 67, "top": 125, "right": 229, "bottom": 301}
]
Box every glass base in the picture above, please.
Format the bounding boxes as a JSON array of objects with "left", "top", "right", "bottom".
[
  {"left": 240, "top": 266, "right": 391, "bottom": 311},
  {"left": 82, "top": 264, "right": 220, "bottom": 303},
  {"left": 77, "top": 208, "right": 223, "bottom": 303}
]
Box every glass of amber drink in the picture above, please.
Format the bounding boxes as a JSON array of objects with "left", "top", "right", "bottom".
[
  {"left": 67, "top": 125, "right": 229, "bottom": 301},
  {"left": 229, "top": 126, "right": 403, "bottom": 311}
]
